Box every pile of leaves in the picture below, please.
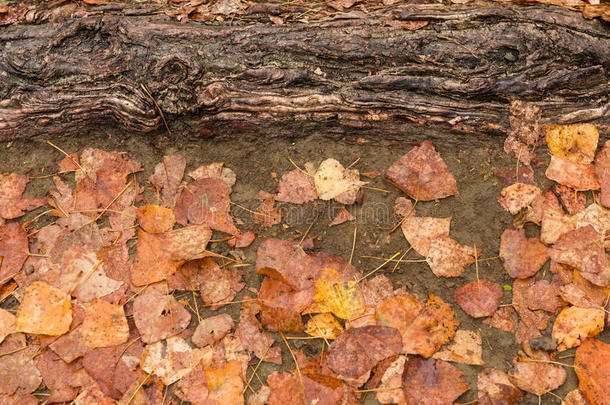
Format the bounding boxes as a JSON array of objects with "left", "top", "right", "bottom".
[{"left": 0, "top": 111, "right": 608, "bottom": 404}]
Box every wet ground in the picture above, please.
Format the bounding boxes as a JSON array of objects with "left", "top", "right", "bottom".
[{"left": 2, "top": 130, "right": 608, "bottom": 404}]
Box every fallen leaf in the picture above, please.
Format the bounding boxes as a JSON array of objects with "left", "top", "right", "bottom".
[
  {"left": 433, "top": 329, "right": 484, "bottom": 365},
  {"left": 328, "top": 206, "right": 355, "bottom": 227},
  {"left": 385, "top": 141, "right": 458, "bottom": 201},
  {"left": 478, "top": 368, "right": 523, "bottom": 405},
  {"left": 0, "top": 309, "right": 15, "bottom": 344},
  {"left": 258, "top": 277, "right": 308, "bottom": 333},
  {"left": 482, "top": 306, "right": 518, "bottom": 333},
  {"left": 174, "top": 177, "right": 239, "bottom": 235},
  {"left": 136, "top": 205, "right": 175, "bottom": 233},
  {"left": 497, "top": 183, "right": 542, "bottom": 215},
  {"left": 550, "top": 225, "right": 608, "bottom": 287},
  {"left": 33, "top": 350, "right": 80, "bottom": 402},
  {"left": 15, "top": 281, "right": 72, "bottom": 336},
  {"left": 305, "top": 313, "right": 344, "bottom": 339},
  {"left": 325, "top": 325, "right": 402, "bottom": 382},
  {"left": 267, "top": 369, "right": 352, "bottom": 405},
  {"left": 0, "top": 333, "right": 41, "bottom": 395},
  {"left": 253, "top": 197, "right": 282, "bottom": 228},
  {"left": 402, "top": 357, "right": 469, "bottom": 405},
  {"left": 184, "top": 257, "right": 245, "bottom": 309},
  {"left": 73, "top": 382, "right": 115, "bottom": 405},
  {"left": 192, "top": 314, "right": 234, "bottom": 347},
  {"left": 559, "top": 277, "right": 607, "bottom": 309},
  {"left": 494, "top": 167, "right": 535, "bottom": 188},
  {"left": 205, "top": 360, "right": 244, "bottom": 404},
  {"left": 0, "top": 173, "right": 45, "bottom": 219},
  {"left": 503, "top": 100, "right": 541, "bottom": 165},
  {"left": 401, "top": 216, "right": 451, "bottom": 256},
  {"left": 312, "top": 267, "right": 365, "bottom": 321},
  {"left": 521, "top": 279, "right": 564, "bottom": 314},
  {"left": 314, "top": 158, "right": 365, "bottom": 203},
  {"left": 574, "top": 338, "right": 610, "bottom": 405},
  {"left": 189, "top": 162, "right": 236, "bottom": 190},
  {"left": 426, "top": 235, "right": 480, "bottom": 277},
  {"left": 275, "top": 167, "right": 317, "bottom": 204},
  {"left": 563, "top": 388, "right": 588, "bottom": 405},
  {"left": 234, "top": 298, "right": 282, "bottom": 364},
  {"left": 174, "top": 361, "right": 209, "bottom": 404},
  {"left": 555, "top": 184, "right": 586, "bottom": 215},
  {"left": 546, "top": 155, "right": 600, "bottom": 191},
  {"left": 595, "top": 140, "right": 609, "bottom": 208},
  {"left": 376, "top": 294, "right": 459, "bottom": 357},
  {"left": 393, "top": 196, "right": 414, "bottom": 218},
  {"left": 500, "top": 228, "right": 549, "bottom": 279},
  {"left": 326, "top": 0, "right": 356, "bottom": 11},
  {"left": 149, "top": 155, "right": 186, "bottom": 209},
  {"left": 132, "top": 284, "right": 191, "bottom": 344},
  {"left": 79, "top": 300, "right": 129, "bottom": 349},
  {"left": 508, "top": 351, "right": 567, "bottom": 396},
  {"left": 544, "top": 123, "right": 599, "bottom": 164},
  {"left": 256, "top": 238, "right": 320, "bottom": 291},
  {"left": 0, "top": 223, "right": 27, "bottom": 287},
  {"left": 140, "top": 336, "right": 213, "bottom": 385},
  {"left": 454, "top": 280, "right": 503, "bottom": 318},
  {"left": 375, "top": 355, "right": 407, "bottom": 404},
  {"left": 552, "top": 306, "right": 604, "bottom": 351}
]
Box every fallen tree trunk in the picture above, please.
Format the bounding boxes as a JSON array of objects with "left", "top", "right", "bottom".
[{"left": 0, "top": 1, "right": 609, "bottom": 141}]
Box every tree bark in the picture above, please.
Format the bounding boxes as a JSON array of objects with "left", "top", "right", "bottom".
[{"left": 0, "top": 1, "right": 609, "bottom": 141}]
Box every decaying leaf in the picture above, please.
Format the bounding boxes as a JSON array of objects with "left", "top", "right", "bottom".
[
  {"left": 183, "top": 257, "right": 245, "bottom": 309},
  {"left": 500, "top": 228, "right": 549, "bottom": 279},
  {"left": 402, "top": 357, "right": 469, "bottom": 405},
  {"left": 234, "top": 298, "right": 282, "bottom": 364},
  {"left": 325, "top": 325, "right": 402, "bottom": 382},
  {"left": 267, "top": 369, "right": 353, "bottom": 405},
  {"left": 79, "top": 300, "right": 129, "bottom": 349},
  {"left": 275, "top": 166, "right": 317, "bottom": 204},
  {"left": 136, "top": 205, "right": 175, "bottom": 233},
  {"left": 0, "top": 333, "right": 41, "bottom": 395},
  {"left": 314, "top": 158, "right": 365, "bottom": 203},
  {"left": 15, "top": 281, "right": 72, "bottom": 336},
  {"left": 253, "top": 197, "right": 282, "bottom": 228},
  {"left": 595, "top": 140, "right": 609, "bottom": 208},
  {"left": 482, "top": 306, "right": 518, "bottom": 333},
  {"left": 305, "top": 313, "right": 344, "bottom": 339},
  {"left": 494, "top": 167, "right": 535, "bottom": 188},
  {"left": 385, "top": 141, "right": 458, "bottom": 201},
  {"left": 312, "top": 267, "right": 365, "bottom": 321},
  {"left": 140, "top": 336, "right": 213, "bottom": 385},
  {"left": 555, "top": 184, "right": 586, "bottom": 215},
  {"left": 508, "top": 351, "right": 567, "bottom": 396},
  {"left": 256, "top": 238, "right": 320, "bottom": 291},
  {"left": 258, "top": 277, "right": 308, "bottom": 333},
  {"left": 328, "top": 206, "right": 355, "bottom": 227},
  {"left": 192, "top": 314, "right": 234, "bottom": 348},
  {"left": 149, "top": 155, "right": 186, "bottom": 209},
  {"left": 0, "top": 223, "right": 27, "bottom": 287},
  {"left": 574, "top": 338, "right": 610, "bottom": 405},
  {"left": 189, "top": 162, "right": 236, "bottom": 190},
  {"left": 497, "top": 183, "right": 542, "bottom": 215},
  {"left": 376, "top": 294, "right": 459, "bottom": 357},
  {"left": 433, "top": 329, "right": 484, "bottom": 365},
  {"left": 401, "top": 216, "right": 451, "bottom": 256},
  {"left": 552, "top": 306, "right": 604, "bottom": 351},
  {"left": 454, "top": 280, "right": 503, "bottom": 318},
  {"left": 426, "top": 235, "right": 479, "bottom": 277},
  {"left": 546, "top": 155, "right": 600, "bottom": 191},
  {"left": 503, "top": 100, "right": 541, "bottom": 165},
  {"left": 544, "top": 123, "right": 599, "bottom": 164},
  {"left": 478, "top": 368, "right": 523, "bottom": 405},
  {"left": 0, "top": 173, "right": 45, "bottom": 219},
  {"left": 0, "top": 309, "right": 14, "bottom": 344}
]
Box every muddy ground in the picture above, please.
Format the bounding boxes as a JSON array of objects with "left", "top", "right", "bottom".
[{"left": 2, "top": 131, "right": 608, "bottom": 404}]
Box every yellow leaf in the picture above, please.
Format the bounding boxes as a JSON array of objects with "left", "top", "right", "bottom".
[
  {"left": 313, "top": 267, "right": 365, "bottom": 321},
  {"left": 544, "top": 124, "right": 599, "bottom": 164}
]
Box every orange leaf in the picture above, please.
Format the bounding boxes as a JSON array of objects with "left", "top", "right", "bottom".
[
  {"left": 552, "top": 306, "right": 604, "bottom": 351},
  {"left": 79, "top": 300, "right": 129, "bottom": 349},
  {"left": 15, "top": 281, "right": 72, "bottom": 336},
  {"left": 136, "top": 205, "right": 175, "bottom": 233},
  {"left": 575, "top": 338, "right": 610, "bottom": 405}
]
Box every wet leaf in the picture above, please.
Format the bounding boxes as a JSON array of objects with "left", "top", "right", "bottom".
[
  {"left": 497, "top": 183, "right": 542, "bottom": 215},
  {"left": 544, "top": 123, "right": 599, "bottom": 164},
  {"left": 500, "top": 228, "right": 549, "bottom": 279},
  {"left": 433, "top": 329, "right": 484, "bottom": 365},
  {"left": 402, "top": 357, "right": 469, "bottom": 405},
  {"left": 494, "top": 167, "right": 535, "bottom": 188},
  {"left": 275, "top": 166, "right": 317, "bottom": 204},
  {"left": 376, "top": 294, "right": 459, "bottom": 358},
  {"left": 234, "top": 298, "right": 282, "bottom": 364},
  {"left": 205, "top": 360, "right": 244, "bottom": 405},
  {"left": 552, "top": 306, "right": 604, "bottom": 351},
  {"left": 454, "top": 280, "right": 503, "bottom": 318},
  {"left": 79, "top": 300, "right": 129, "bottom": 349},
  {"left": 136, "top": 205, "right": 175, "bottom": 233},
  {"left": 508, "top": 352, "right": 567, "bottom": 396},
  {"left": 555, "top": 184, "right": 586, "bottom": 215},
  {"left": 546, "top": 155, "right": 600, "bottom": 191},
  {"left": 305, "top": 313, "right": 344, "bottom": 339},
  {"left": 375, "top": 355, "right": 407, "bottom": 404},
  {"left": 574, "top": 338, "right": 610, "bottom": 405},
  {"left": 258, "top": 277, "right": 308, "bottom": 333},
  {"left": 482, "top": 306, "right": 518, "bottom": 333},
  {"left": 15, "top": 281, "right": 72, "bottom": 336},
  {"left": 0, "top": 173, "right": 45, "bottom": 219},
  {"left": 0, "top": 309, "right": 15, "bottom": 344},
  {"left": 325, "top": 325, "right": 402, "bottom": 382},
  {"left": 33, "top": 350, "right": 80, "bottom": 402},
  {"left": 385, "top": 141, "right": 458, "bottom": 201}
]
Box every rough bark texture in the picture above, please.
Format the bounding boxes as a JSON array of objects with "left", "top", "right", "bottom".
[{"left": 0, "top": 1, "right": 609, "bottom": 141}]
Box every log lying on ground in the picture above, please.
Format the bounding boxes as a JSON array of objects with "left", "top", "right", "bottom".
[{"left": 0, "top": 1, "right": 609, "bottom": 141}]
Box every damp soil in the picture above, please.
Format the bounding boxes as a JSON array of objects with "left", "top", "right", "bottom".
[{"left": 2, "top": 131, "right": 608, "bottom": 404}]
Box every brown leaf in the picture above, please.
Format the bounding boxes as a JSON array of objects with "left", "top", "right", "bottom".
[
  {"left": 0, "top": 223, "right": 27, "bottom": 287},
  {"left": 188, "top": 162, "right": 236, "bottom": 190},
  {"left": 325, "top": 325, "right": 402, "bottom": 382},
  {"left": 497, "top": 183, "right": 542, "bottom": 215},
  {"left": 508, "top": 352, "right": 567, "bottom": 396},
  {"left": 79, "top": 300, "right": 129, "bottom": 349},
  {"left": 0, "top": 309, "right": 14, "bottom": 344},
  {"left": 256, "top": 238, "right": 320, "bottom": 291},
  {"left": 500, "top": 228, "right": 549, "bottom": 279},
  {"left": 174, "top": 361, "right": 209, "bottom": 404},
  {"left": 235, "top": 298, "right": 282, "bottom": 364},
  {"left": 0, "top": 333, "right": 41, "bottom": 395},
  {"left": 402, "top": 357, "right": 469, "bottom": 405},
  {"left": 563, "top": 389, "right": 588, "bottom": 405},
  {"left": 482, "top": 306, "right": 518, "bottom": 333},
  {"left": 574, "top": 338, "right": 610, "bottom": 405},
  {"left": 136, "top": 205, "right": 175, "bottom": 233},
  {"left": 267, "top": 370, "right": 351, "bottom": 405},
  {"left": 433, "top": 329, "right": 484, "bottom": 365},
  {"left": 595, "top": 140, "right": 610, "bottom": 208},
  {"left": 305, "top": 313, "right": 344, "bottom": 340},
  {"left": 393, "top": 196, "right": 414, "bottom": 218},
  {"left": 275, "top": 167, "right": 317, "bottom": 204},
  {"left": 552, "top": 306, "right": 604, "bottom": 351},
  {"left": 546, "top": 155, "right": 600, "bottom": 191},
  {"left": 555, "top": 184, "right": 586, "bottom": 215},
  {"left": 132, "top": 285, "right": 191, "bottom": 344},
  {"left": 0, "top": 173, "right": 45, "bottom": 219},
  {"left": 253, "top": 197, "right": 282, "bottom": 228},
  {"left": 258, "top": 277, "right": 308, "bottom": 333},
  {"left": 503, "top": 100, "right": 541, "bottom": 165},
  {"left": 328, "top": 206, "right": 355, "bottom": 227},
  {"left": 494, "top": 167, "right": 535, "bottom": 188},
  {"left": 522, "top": 279, "right": 564, "bottom": 314},
  {"left": 33, "top": 350, "right": 80, "bottom": 402},
  {"left": 401, "top": 216, "right": 451, "bottom": 256},
  {"left": 15, "top": 281, "right": 72, "bottom": 336},
  {"left": 559, "top": 277, "right": 607, "bottom": 308},
  {"left": 73, "top": 381, "right": 116, "bottom": 405},
  {"left": 192, "top": 314, "right": 234, "bottom": 347},
  {"left": 149, "top": 155, "right": 186, "bottom": 209},
  {"left": 550, "top": 225, "right": 608, "bottom": 287},
  {"left": 385, "top": 141, "right": 458, "bottom": 201},
  {"left": 426, "top": 235, "right": 479, "bottom": 277},
  {"left": 185, "top": 257, "right": 245, "bottom": 309},
  {"left": 477, "top": 368, "right": 523, "bottom": 405},
  {"left": 174, "top": 177, "right": 239, "bottom": 235},
  {"left": 454, "top": 280, "right": 503, "bottom": 318},
  {"left": 376, "top": 294, "right": 459, "bottom": 357}
]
